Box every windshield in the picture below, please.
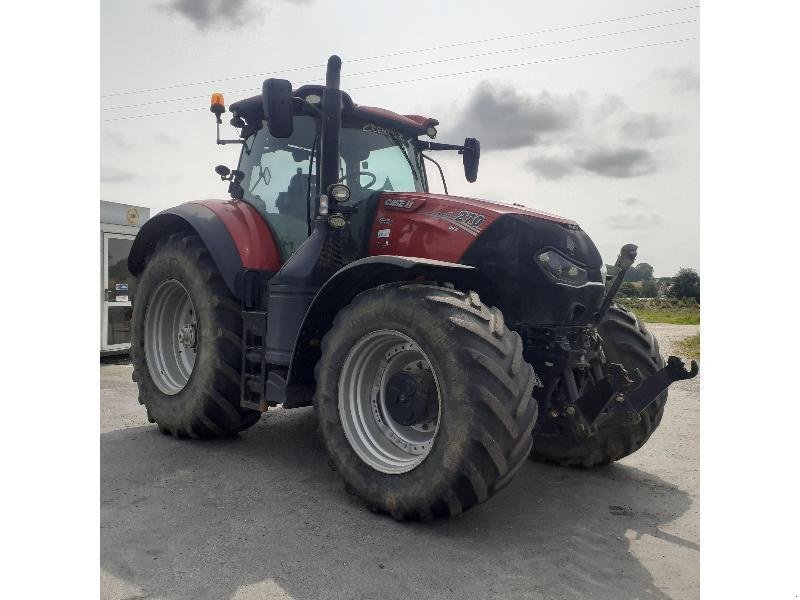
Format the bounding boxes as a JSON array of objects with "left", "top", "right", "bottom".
[
  {"left": 238, "top": 117, "right": 426, "bottom": 260},
  {"left": 339, "top": 124, "right": 426, "bottom": 204}
]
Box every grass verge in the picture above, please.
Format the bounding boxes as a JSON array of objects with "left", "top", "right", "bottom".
[
  {"left": 631, "top": 307, "right": 700, "bottom": 325},
  {"left": 676, "top": 333, "right": 700, "bottom": 360},
  {"left": 618, "top": 298, "right": 700, "bottom": 325}
]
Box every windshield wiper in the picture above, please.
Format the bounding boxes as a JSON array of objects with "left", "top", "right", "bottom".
[{"left": 421, "top": 153, "right": 448, "bottom": 195}]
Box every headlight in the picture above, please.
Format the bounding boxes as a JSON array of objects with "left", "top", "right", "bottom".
[
  {"left": 328, "top": 183, "right": 351, "bottom": 202},
  {"left": 536, "top": 250, "right": 588, "bottom": 287}
]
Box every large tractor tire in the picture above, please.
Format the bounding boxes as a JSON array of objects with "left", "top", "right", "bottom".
[
  {"left": 314, "top": 284, "right": 539, "bottom": 520},
  {"left": 130, "top": 232, "right": 260, "bottom": 438},
  {"left": 532, "top": 304, "right": 666, "bottom": 467}
]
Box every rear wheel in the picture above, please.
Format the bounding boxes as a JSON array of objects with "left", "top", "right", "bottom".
[
  {"left": 130, "top": 232, "right": 260, "bottom": 438},
  {"left": 314, "top": 284, "right": 539, "bottom": 520},
  {"left": 531, "top": 304, "right": 666, "bottom": 467}
]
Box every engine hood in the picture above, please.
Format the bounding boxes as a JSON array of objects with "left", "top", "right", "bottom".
[
  {"left": 377, "top": 192, "right": 578, "bottom": 228},
  {"left": 369, "top": 191, "right": 603, "bottom": 326}
]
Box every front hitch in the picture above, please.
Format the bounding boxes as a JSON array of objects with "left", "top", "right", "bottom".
[
  {"left": 621, "top": 356, "right": 698, "bottom": 414},
  {"left": 572, "top": 355, "right": 699, "bottom": 437}
]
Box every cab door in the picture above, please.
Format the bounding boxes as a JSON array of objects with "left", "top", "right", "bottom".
[{"left": 101, "top": 232, "right": 137, "bottom": 352}]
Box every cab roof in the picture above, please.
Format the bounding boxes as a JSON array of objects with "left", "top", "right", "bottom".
[{"left": 228, "top": 84, "right": 439, "bottom": 138}]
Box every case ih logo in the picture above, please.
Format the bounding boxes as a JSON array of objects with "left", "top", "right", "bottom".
[
  {"left": 384, "top": 198, "right": 416, "bottom": 210},
  {"left": 423, "top": 209, "right": 486, "bottom": 236}
]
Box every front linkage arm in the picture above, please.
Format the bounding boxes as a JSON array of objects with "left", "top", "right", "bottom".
[{"left": 594, "top": 243, "right": 638, "bottom": 325}]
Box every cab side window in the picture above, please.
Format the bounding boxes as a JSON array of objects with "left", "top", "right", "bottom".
[{"left": 240, "top": 116, "right": 318, "bottom": 261}]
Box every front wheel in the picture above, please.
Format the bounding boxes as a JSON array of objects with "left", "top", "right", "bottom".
[
  {"left": 130, "top": 232, "right": 260, "bottom": 438},
  {"left": 314, "top": 285, "right": 539, "bottom": 520}
]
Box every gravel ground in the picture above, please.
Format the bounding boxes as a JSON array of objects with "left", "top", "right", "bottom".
[{"left": 101, "top": 322, "right": 699, "bottom": 600}]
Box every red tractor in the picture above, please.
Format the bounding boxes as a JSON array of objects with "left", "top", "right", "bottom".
[{"left": 129, "top": 56, "right": 697, "bottom": 520}]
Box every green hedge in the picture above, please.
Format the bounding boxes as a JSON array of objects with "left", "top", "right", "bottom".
[{"left": 617, "top": 297, "right": 700, "bottom": 325}]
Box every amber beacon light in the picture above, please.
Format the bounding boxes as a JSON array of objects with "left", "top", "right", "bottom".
[{"left": 210, "top": 93, "right": 226, "bottom": 122}]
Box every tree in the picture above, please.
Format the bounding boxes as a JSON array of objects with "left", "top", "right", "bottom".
[
  {"left": 640, "top": 279, "right": 659, "bottom": 298},
  {"left": 635, "top": 263, "right": 654, "bottom": 281},
  {"left": 619, "top": 282, "right": 641, "bottom": 297},
  {"left": 668, "top": 268, "right": 700, "bottom": 301},
  {"left": 622, "top": 262, "right": 654, "bottom": 282}
]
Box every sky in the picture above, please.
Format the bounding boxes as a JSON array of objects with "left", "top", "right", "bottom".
[{"left": 100, "top": 0, "right": 699, "bottom": 276}]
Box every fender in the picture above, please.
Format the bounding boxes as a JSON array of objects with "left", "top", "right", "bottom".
[
  {"left": 283, "top": 255, "right": 488, "bottom": 406},
  {"left": 128, "top": 200, "right": 281, "bottom": 298}
]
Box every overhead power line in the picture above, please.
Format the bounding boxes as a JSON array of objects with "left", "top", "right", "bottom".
[
  {"left": 103, "top": 18, "right": 697, "bottom": 112},
  {"left": 101, "top": 5, "right": 699, "bottom": 98},
  {"left": 102, "top": 37, "right": 697, "bottom": 123},
  {"left": 349, "top": 37, "right": 697, "bottom": 91}
]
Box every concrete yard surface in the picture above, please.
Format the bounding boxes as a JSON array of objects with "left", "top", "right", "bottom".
[{"left": 101, "top": 323, "right": 699, "bottom": 600}]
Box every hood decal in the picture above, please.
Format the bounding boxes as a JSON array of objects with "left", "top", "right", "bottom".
[{"left": 421, "top": 209, "right": 486, "bottom": 236}]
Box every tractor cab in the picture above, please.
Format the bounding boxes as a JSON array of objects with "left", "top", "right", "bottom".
[
  {"left": 215, "top": 81, "right": 479, "bottom": 265},
  {"left": 233, "top": 107, "right": 427, "bottom": 262}
]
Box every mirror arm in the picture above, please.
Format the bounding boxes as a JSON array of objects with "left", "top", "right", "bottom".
[{"left": 416, "top": 140, "right": 464, "bottom": 152}]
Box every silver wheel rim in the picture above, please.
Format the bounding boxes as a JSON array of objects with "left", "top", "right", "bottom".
[
  {"left": 144, "top": 279, "right": 197, "bottom": 395},
  {"left": 338, "top": 330, "right": 441, "bottom": 474}
]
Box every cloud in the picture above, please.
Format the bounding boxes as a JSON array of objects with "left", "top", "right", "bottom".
[
  {"left": 101, "top": 166, "right": 135, "bottom": 183},
  {"left": 527, "top": 148, "right": 657, "bottom": 180},
  {"left": 159, "top": 0, "right": 311, "bottom": 31},
  {"left": 451, "top": 80, "right": 673, "bottom": 180},
  {"left": 654, "top": 66, "right": 700, "bottom": 94},
  {"left": 619, "top": 197, "right": 644, "bottom": 207},
  {"left": 449, "top": 81, "right": 579, "bottom": 151},
  {"left": 604, "top": 212, "right": 663, "bottom": 230},
  {"left": 620, "top": 114, "right": 671, "bottom": 141},
  {"left": 594, "top": 94, "right": 626, "bottom": 120},
  {"left": 104, "top": 130, "right": 133, "bottom": 150},
  {"left": 525, "top": 156, "right": 574, "bottom": 180},
  {"left": 577, "top": 147, "right": 657, "bottom": 178}
]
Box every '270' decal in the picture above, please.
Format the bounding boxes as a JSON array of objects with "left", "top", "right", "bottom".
[{"left": 422, "top": 209, "right": 486, "bottom": 236}]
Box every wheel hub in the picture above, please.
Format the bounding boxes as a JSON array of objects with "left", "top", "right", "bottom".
[
  {"left": 178, "top": 323, "right": 197, "bottom": 349},
  {"left": 384, "top": 370, "right": 436, "bottom": 426}
]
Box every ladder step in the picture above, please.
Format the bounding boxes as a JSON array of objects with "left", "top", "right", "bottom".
[
  {"left": 240, "top": 309, "right": 268, "bottom": 411},
  {"left": 245, "top": 350, "right": 263, "bottom": 363}
]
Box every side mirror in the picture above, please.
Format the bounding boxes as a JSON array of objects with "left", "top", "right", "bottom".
[
  {"left": 263, "top": 78, "right": 294, "bottom": 138},
  {"left": 214, "top": 165, "right": 231, "bottom": 179},
  {"left": 462, "top": 137, "right": 480, "bottom": 183}
]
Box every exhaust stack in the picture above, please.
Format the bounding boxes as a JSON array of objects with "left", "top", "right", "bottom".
[{"left": 320, "top": 55, "right": 343, "bottom": 194}]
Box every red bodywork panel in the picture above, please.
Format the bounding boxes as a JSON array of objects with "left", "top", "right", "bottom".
[
  {"left": 355, "top": 106, "right": 439, "bottom": 133},
  {"left": 194, "top": 200, "right": 282, "bottom": 271},
  {"left": 191, "top": 194, "right": 573, "bottom": 273},
  {"left": 368, "top": 192, "right": 576, "bottom": 263}
]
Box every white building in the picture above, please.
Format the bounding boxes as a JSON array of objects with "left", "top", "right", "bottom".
[{"left": 101, "top": 201, "right": 150, "bottom": 354}]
